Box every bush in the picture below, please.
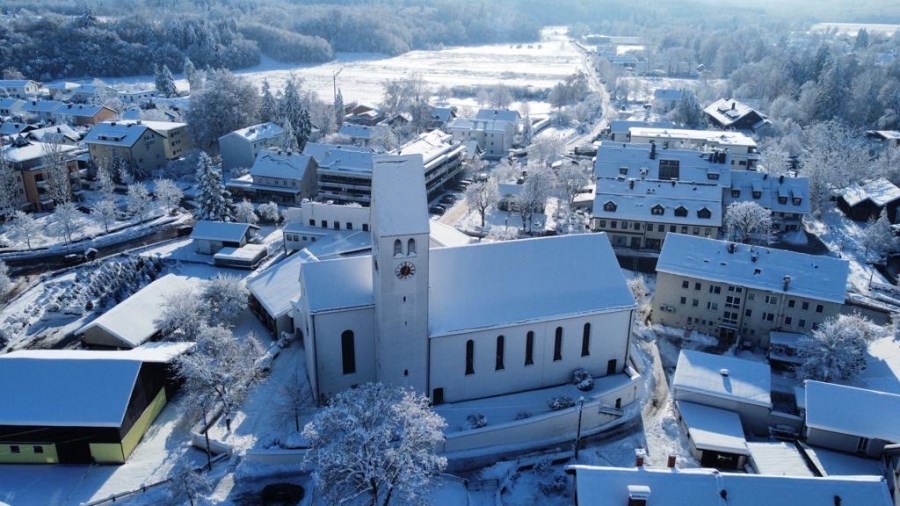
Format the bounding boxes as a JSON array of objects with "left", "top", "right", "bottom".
[
  {"left": 515, "top": 411, "right": 532, "bottom": 420},
  {"left": 547, "top": 396, "right": 576, "bottom": 411},
  {"left": 572, "top": 368, "right": 594, "bottom": 391},
  {"left": 465, "top": 413, "right": 487, "bottom": 429}
]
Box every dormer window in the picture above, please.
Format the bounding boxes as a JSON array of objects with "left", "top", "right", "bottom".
[
  {"left": 731, "top": 189, "right": 741, "bottom": 198},
  {"left": 651, "top": 205, "right": 665, "bottom": 216},
  {"left": 697, "top": 207, "right": 711, "bottom": 219},
  {"left": 777, "top": 196, "right": 787, "bottom": 205},
  {"left": 752, "top": 191, "right": 762, "bottom": 199},
  {"left": 618, "top": 167, "right": 628, "bottom": 175},
  {"left": 674, "top": 206, "right": 688, "bottom": 217},
  {"left": 603, "top": 201, "right": 617, "bottom": 212},
  {"left": 793, "top": 197, "right": 802, "bottom": 205},
  {"left": 707, "top": 172, "right": 720, "bottom": 180}
]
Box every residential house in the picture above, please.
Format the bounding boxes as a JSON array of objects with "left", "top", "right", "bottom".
[
  {"left": 344, "top": 104, "right": 383, "bottom": 125},
  {"left": 428, "top": 106, "right": 457, "bottom": 130},
  {"left": 567, "top": 464, "right": 893, "bottom": 506},
  {"left": 0, "top": 122, "right": 34, "bottom": 137},
  {"left": 218, "top": 122, "right": 286, "bottom": 172},
  {"left": 653, "top": 234, "right": 849, "bottom": 346},
  {"left": 44, "top": 82, "right": 80, "bottom": 101},
  {"left": 606, "top": 120, "right": 675, "bottom": 142},
  {"left": 594, "top": 142, "right": 733, "bottom": 187},
  {"left": 591, "top": 177, "right": 723, "bottom": 251},
  {"left": 122, "top": 120, "right": 191, "bottom": 159},
  {"left": 838, "top": 178, "right": 900, "bottom": 223},
  {"left": 475, "top": 108, "right": 521, "bottom": 128},
  {"left": 0, "top": 80, "right": 40, "bottom": 99},
  {"left": 304, "top": 143, "right": 376, "bottom": 205},
  {"left": 626, "top": 127, "right": 760, "bottom": 170},
  {"left": 1, "top": 140, "right": 81, "bottom": 211},
  {"left": 70, "top": 83, "right": 116, "bottom": 105},
  {"left": 54, "top": 103, "right": 117, "bottom": 126},
  {"left": 726, "top": 171, "right": 810, "bottom": 232},
  {"left": 805, "top": 380, "right": 900, "bottom": 458},
  {"left": 0, "top": 344, "right": 192, "bottom": 464},
  {"left": 446, "top": 117, "right": 515, "bottom": 159},
  {"left": 84, "top": 121, "right": 167, "bottom": 176},
  {"left": 653, "top": 88, "right": 684, "bottom": 111},
  {"left": 339, "top": 123, "right": 376, "bottom": 146},
  {"left": 21, "top": 100, "right": 64, "bottom": 122},
  {"left": 190, "top": 220, "right": 259, "bottom": 255},
  {"left": 118, "top": 89, "right": 158, "bottom": 105},
  {"left": 867, "top": 130, "right": 900, "bottom": 148},
  {"left": 78, "top": 274, "right": 195, "bottom": 349},
  {"left": 27, "top": 124, "right": 81, "bottom": 145},
  {"left": 0, "top": 98, "right": 25, "bottom": 117},
  {"left": 672, "top": 349, "right": 772, "bottom": 435},
  {"left": 704, "top": 98, "right": 771, "bottom": 133},
  {"left": 394, "top": 130, "right": 466, "bottom": 200},
  {"left": 225, "top": 148, "right": 319, "bottom": 204}
]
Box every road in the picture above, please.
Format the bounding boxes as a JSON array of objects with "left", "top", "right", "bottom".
[{"left": 566, "top": 38, "right": 612, "bottom": 148}]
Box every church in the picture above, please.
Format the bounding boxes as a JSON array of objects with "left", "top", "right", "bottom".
[{"left": 293, "top": 154, "right": 637, "bottom": 405}]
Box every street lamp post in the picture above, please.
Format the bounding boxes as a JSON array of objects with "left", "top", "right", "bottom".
[{"left": 574, "top": 396, "right": 585, "bottom": 459}]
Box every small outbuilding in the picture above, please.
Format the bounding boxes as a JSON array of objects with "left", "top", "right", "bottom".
[
  {"left": 676, "top": 400, "right": 749, "bottom": 470},
  {"left": 805, "top": 380, "right": 900, "bottom": 458},
  {"left": 837, "top": 178, "right": 900, "bottom": 223},
  {"left": 191, "top": 220, "right": 259, "bottom": 255},
  {"left": 0, "top": 343, "right": 192, "bottom": 465}
]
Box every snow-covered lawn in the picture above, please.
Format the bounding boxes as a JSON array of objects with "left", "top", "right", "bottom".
[{"left": 805, "top": 210, "right": 891, "bottom": 294}]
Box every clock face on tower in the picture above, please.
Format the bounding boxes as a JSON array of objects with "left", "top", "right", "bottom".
[{"left": 395, "top": 261, "right": 415, "bottom": 279}]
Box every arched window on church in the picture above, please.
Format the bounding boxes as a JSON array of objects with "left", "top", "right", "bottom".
[
  {"left": 341, "top": 330, "right": 356, "bottom": 375},
  {"left": 582, "top": 323, "right": 591, "bottom": 357},
  {"left": 495, "top": 335, "right": 505, "bottom": 371},
  {"left": 393, "top": 239, "right": 402, "bottom": 257},
  {"left": 407, "top": 238, "right": 417, "bottom": 256},
  {"left": 465, "top": 340, "right": 475, "bottom": 375},
  {"left": 553, "top": 327, "right": 563, "bottom": 361}
]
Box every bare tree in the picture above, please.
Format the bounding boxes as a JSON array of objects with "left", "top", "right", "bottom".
[
  {"left": 47, "top": 202, "right": 85, "bottom": 253},
  {"left": 42, "top": 142, "right": 72, "bottom": 204},
  {"left": 490, "top": 83, "right": 513, "bottom": 109},
  {"left": 167, "top": 460, "right": 211, "bottom": 506},
  {"left": 516, "top": 164, "right": 553, "bottom": 233},
  {"left": 155, "top": 179, "right": 184, "bottom": 213},
  {"left": 531, "top": 134, "right": 566, "bottom": 167},
  {"left": 303, "top": 383, "right": 447, "bottom": 506},
  {"left": 126, "top": 183, "right": 154, "bottom": 223},
  {"left": 91, "top": 198, "right": 118, "bottom": 234},
  {"left": 156, "top": 288, "right": 208, "bottom": 340},
  {"left": 725, "top": 201, "right": 773, "bottom": 244},
  {"left": 201, "top": 274, "right": 248, "bottom": 326},
  {"left": 465, "top": 179, "right": 500, "bottom": 228},
  {"left": 554, "top": 162, "right": 588, "bottom": 204},
  {"left": 7, "top": 210, "right": 40, "bottom": 250},
  {"left": 274, "top": 369, "right": 314, "bottom": 433}
]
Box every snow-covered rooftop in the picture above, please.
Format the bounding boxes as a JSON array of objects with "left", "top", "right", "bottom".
[
  {"left": 447, "top": 117, "right": 514, "bottom": 134},
  {"left": 628, "top": 127, "right": 757, "bottom": 148},
  {"left": 303, "top": 230, "right": 373, "bottom": 259},
  {"left": 301, "top": 254, "right": 374, "bottom": 313},
  {"left": 395, "top": 130, "right": 463, "bottom": 167},
  {"left": 704, "top": 98, "right": 768, "bottom": 129},
  {"left": 27, "top": 124, "right": 80, "bottom": 143},
  {"left": 84, "top": 121, "right": 153, "bottom": 147},
  {"left": 592, "top": 177, "right": 723, "bottom": 226},
  {"left": 191, "top": 220, "right": 257, "bottom": 242},
  {"left": 339, "top": 123, "right": 375, "bottom": 140},
  {"left": 0, "top": 79, "right": 37, "bottom": 87},
  {"left": 653, "top": 89, "right": 684, "bottom": 101},
  {"left": 726, "top": 171, "right": 810, "bottom": 215},
  {"left": 54, "top": 103, "right": 112, "bottom": 118},
  {"left": 223, "top": 122, "right": 284, "bottom": 143},
  {"left": 118, "top": 119, "right": 185, "bottom": 135},
  {"left": 805, "top": 380, "right": 900, "bottom": 443},
  {"left": 594, "top": 143, "right": 733, "bottom": 187},
  {"left": 569, "top": 465, "right": 892, "bottom": 506},
  {"left": 673, "top": 349, "right": 772, "bottom": 408},
  {"left": 247, "top": 252, "right": 305, "bottom": 318},
  {"left": 78, "top": 274, "right": 195, "bottom": 348},
  {"left": 7, "top": 342, "right": 195, "bottom": 364},
  {"left": 214, "top": 243, "right": 268, "bottom": 262},
  {"left": 0, "top": 122, "right": 30, "bottom": 136},
  {"left": 303, "top": 142, "right": 374, "bottom": 175},
  {"left": 1, "top": 140, "right": 78, "bottom": 164},
  {"left": 676, "top": 401, "right": 748, "bottom": 455},
  {"left": 840, "top": 178, "right": 900, "bottom": 208},
  {"left": 608, "top": 119, "right": 674, "bottom": 134},
  {"left": 0, "top": 98, "right": 25, "bottom": 109},
  {"left": 475, "top": 108, "right": 520, "bottom": 123},
  {"left": 22, "top": 99, "right": 64, "bottom": 114},
  {"left": 250, "top": 149, "right": 314, "bottom": 181},
  {"left": 428, "top": 234, "right": 635, "bottom": 337},
  {"left": 429, "top": 221, "right": 473, "bottom": 248},
  {"left": 657, "top": 234, "right": 849, "bottom": 304},
  {"left": 371, "top": 154, "right": 430, "bottom": 237},
  {"left": 747, "top": 441, "right": 815, "bottom": 477}
]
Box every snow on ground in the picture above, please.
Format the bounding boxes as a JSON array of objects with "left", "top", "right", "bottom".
[
  {"left": 80, "top": 27, "right": 581, "bottom": 108},
  {"left": 615, "top": 76, "right": 728, "bottom": 104},
  {"left": 805, "top": 210, "right": 891, "bottom": 295},
  {"left": 859, "top": 336, "right": 900, "bottom": 395}
]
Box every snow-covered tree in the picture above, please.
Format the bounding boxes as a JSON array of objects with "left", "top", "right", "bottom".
[
  {"left": 42, "top": 142, "right": 72, "bottom": 204},
  {"left": 280, "top": 116, "right": 299, "bottom": 152},
  {"left": 863, "top": 209, "right": 895, "bottom": 260},
  {"left": 516, "top": 164, "right": 554, "bottom": 233},
  {"left": 334, "top": 88, "right": 344, "bottom": 127},
  {"left": 91, "top": 198, "right": 118, "bottom": 234},
  {"left": 155, "top": 64, "right": 177, "bottom": 98},
  {"left": 194, "top": 152, "right": 232, "bottom": 221},
  {"left": 554, "top": 162, "right": 587, "bottom": 204},
  {"left": 174, "top": 324, "right": 263, "bottom": 421},
  {"left": 156, "top": 288, "right": 208, "bottom": 339},
  {"left": 187, "top": 69, "right": 260, "bottom": 150},
  {"left": 531, "top": 134, "right": 566, "bottom": 167},
  {"left": 370, "top": 124, "right": 399, "bottom": 151},
  {"left": 155, "top": 179, "right": 183, "bottom": 213},
  {"left": 465, "top": 179, "right": 500, "bottom": 228},
  {"left": 303, "top": 383, "right": 447, "bottom": 506},
  {"left": 260, "top": 79, "right": 278, "bottom": 123},
  {"left": 167, "top": 460, "right": 211, "bottom": 506},
  {"left": 297, "top": 109, "right": 312, "bottom": 151},
  {"left": 796, "top": 314, "right": 885, "bottom": 382},
  {"left": 627, "top": 275, "right": 651, "bottom": 324},
  {"left": 257, "top": 201, "right": 280, "bottom": 223},
  {"left": 127, "top": 183, "right": 154, "bottom": 223},
  {"left": 96, "top": 162, "right": 117, "bottom": 199},
  {"left": 670, "top": 90, "right": 705, "bottom": 128},
  {"left": 274, "top": 369, "right": 314, "bottom": 433},
  {"left": 0, "top": 152, "right": 22, "bottom": 218},
  {"left": 490, "top": 83, "right": 513, "bottom": 109},
  {"left": 47, "top": 202, "right": 85, "bottom": 253},
  {"left": 201, "top": 274, "right": 247, "bottom": 325},
  {"left": 7, "top": 211, "right": 40, "bottom": 250},
  {"left": 183, "top": 57, "right": 202, "bottom": 93},
  {"left": 521, "top": 114, "right": 534, "bottom": 145},
  {"left": 0, "top": 260, "right": 12, "bottom": 302},
  {"left": 233, "top": 199, "right": 258, "bottom": 225},
  {"left": 725, "top": 201, "right": 773, "bottom": 244}
]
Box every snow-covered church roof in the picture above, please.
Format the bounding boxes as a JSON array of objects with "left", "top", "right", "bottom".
[
  {"left": 428, "top": 233, "right": 635, "bottom": 337},
  {"left": 657, "top": 234, "right": 849, "bottom": 304},
  {"left": 302, "top": 254, "right": 374, "bottom": 313}
]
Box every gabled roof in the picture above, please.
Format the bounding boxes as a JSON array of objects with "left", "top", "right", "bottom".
[
  {"left": 118, "top": 119, "right": 185, "bottom": 136},
  {"left": 805, "top": 380, "right": 900, "bottom": 443},
  {"left": 301, "top": 254, "right": 374, "bottom": 313},
  {"left": 430, "top": 106, "right": 456, "bottom": 123},
  {"left": 0, "top": 98, "right": 25, "bottom": 110},
  {"left": 475, "top": 108, "right": 520, "bottom": 123},
  {"left": 654, "top": 88, "right": 684, "bottom": 101},
  {"left": 428, "top": 234, "right": 635, "bottom": 337},
  {"left": 447, "top": 117, "right": 515, "bottom": 134},
  {"left": 247, "top": 252, "right": 305, "bottom": 318},
  {"left": 673, "top": 349, "right": 772, "bottom": 408},
  {"left": 395, "top": 130, "right": 463, "bottom": 168},
  {"left": 371, "top": 154, "right": 430, "bottom": 237},
  {"left": 704, "top": 98, "right": 769, "bottom": 130},
  {"left": 726, "top": 171, "right": 810, "bottom": 215},
  {"left": 594, "top": 143, "right": 733, "bottom": 187},
  {"left": 628, "top": 127, "right": 757, "bottom": 149},
  {"left": 27, "top": 124, "right": 80, "bottom": 143},
  {"left": 657, "top": 234, "right": 849, "bottom": 304},
  {"left": 1, "top": 141, "right": 78, "bottom": 164},
  {"left": 191, "top": 220, "right": 258, "bottom": 242},
  {"left": 0, "top": 122, "right": 32, "bottom": 136},
  {"left": 78, "top": 274, "right": 195, "bottom": 348},
  {"left": 339, "top": 123, "right": 375, "bottom": 140},
  {"left": 608, "top": 119, "right": 674, "bottom": 134},
  {"left": 568, "top": 465, "right": 892, "bottom": 506},
  {"left": 54, "top": 103, "right": 115, "bottom": 118},
  {"left": 222, "top": 122, "right": 284, "bottom": 143},
  {"left": 83, "top": 121, "right": 154, "bottom": 147},
  {"left": 22, "top": 100, "right": 63, "bottom": 114},
  {"left": 840, "top": 178, "right": 900, "bottom": 208},
  {"left": 592, "top": 177, "right": 723, "bottom": 226},
  {"left": 676, "top": 401, "right": 748, "bottom": 454},
  {"left": 8, "top": 342, "right": 194, "bottom": 364},
  {"left": 250, "top": 149, "right": 314, "bottom": 181},
  {"left": 303, "top": 142, "right": 374, "bottom": 175},
  {"left": 0, "top": 79, "right": 38, "bottom": 88}
]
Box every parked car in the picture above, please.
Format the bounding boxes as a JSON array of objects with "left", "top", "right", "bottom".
[
  {"left": 429, "top": 205, "right": 446, "bottom": 215},
  {"left": 440, "top": 195, "right": 456, "bottom": 205}
]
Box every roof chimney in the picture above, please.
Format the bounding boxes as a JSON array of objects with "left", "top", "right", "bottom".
[
  {"left": 731, "top": 101, "right": 736, "bottom": 110},
  {"left": 667, "top": 455, "right": 677, "bottom": 468},
  {"left": 779, "top": 175, "right": 784, "bottom": 184},
  {"left": 720, "top": 368, "right": 729, "bottom": 377},
  {"left": 649, "top": 141, "right": 657, "bottom": 160},
  {"left": 783, "top": 275, "right": 791, "bottom": 291},
  {"left": 629, "top": 178, "right": 635, "bottom": 190},
  {"left": 727, "top": 243, "right": 736, "bottom": 254},
  {"left": 627, "top": 485, "right": 651, "bottom": 506},
  {"left": 635, "top": 449, "right": 646, "bottom": 467}
]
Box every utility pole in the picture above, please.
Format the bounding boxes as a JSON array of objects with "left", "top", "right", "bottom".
[
  {"left": 574, "top": 396, "right": 585, "bottom": 459},
  {"left": 332, "top": 68, "right": 343, "bottom": 103}
]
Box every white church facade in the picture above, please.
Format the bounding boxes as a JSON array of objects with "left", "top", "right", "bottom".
[{"left": 294, "top": 154, "right": 637, "bottom": 405}]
